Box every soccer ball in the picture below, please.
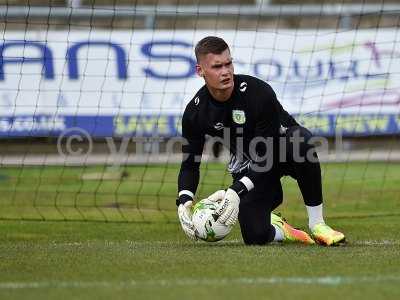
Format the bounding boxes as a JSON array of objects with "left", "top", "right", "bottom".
[{"left": 192, "top": 198, "right": 232, "bottom": 242}]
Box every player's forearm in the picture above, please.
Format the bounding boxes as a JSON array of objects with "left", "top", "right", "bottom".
[
  {"left": 177, "top": 135, "right": 204, "bottom": 205},
  {"left": 229, "top": 176, "right": 254, "bottom": 196},
  {"left": 177, "top": 166, "right": 200, "bottom": 205}
]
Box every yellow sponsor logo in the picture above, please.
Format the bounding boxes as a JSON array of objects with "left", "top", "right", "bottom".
[
  {"left": 335, "top": 115, "right": 389, "bottom": 133},
  {"left": 114, "top": 115, "right": 171, "bottom": 136}
]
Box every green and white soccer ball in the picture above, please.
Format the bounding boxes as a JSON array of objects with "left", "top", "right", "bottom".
[{"left": 192, "top": 198, "right": 232, "bottom": 242}]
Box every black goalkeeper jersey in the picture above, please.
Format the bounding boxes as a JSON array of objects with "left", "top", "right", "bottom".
[{"left": 177, "top": 74, "right": 298, "bottom": 203}]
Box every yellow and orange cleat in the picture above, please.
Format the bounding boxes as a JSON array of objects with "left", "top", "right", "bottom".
[
  {"left": 271, "top": 213, "right": 315, "bottom": 245},
  {"left": 311, "top": 223, "right": 346, "bottom": 246}
]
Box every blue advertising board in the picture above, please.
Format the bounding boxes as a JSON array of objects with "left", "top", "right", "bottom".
[{"left": 0, "top": 30, "right": 399, "bottom": 137}]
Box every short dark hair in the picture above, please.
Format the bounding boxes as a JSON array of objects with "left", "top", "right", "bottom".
[{"left": 195, "top": 36, "right": 229, "bottom": 62}]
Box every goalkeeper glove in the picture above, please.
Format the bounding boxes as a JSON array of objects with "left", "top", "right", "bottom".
[
  {"left": 177, "top": 201, "right": 197, "bottom": 240},
  {"left": 213, "top": 180, "right": 250, "bottom": 226},
  {"left": 214, "top": 188, "right": 240, "bottom": 226},
  {"left": 207, "top": 190, "right": 226, "bottom": 203}
]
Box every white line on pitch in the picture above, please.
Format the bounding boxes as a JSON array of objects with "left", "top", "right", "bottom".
[
  {"left": 353, "top": 240, "right": 399, "bottom": 246},
  {"left": 56, "top": 239, "right": 399, "bottom": 247},
  {"left": 1, "top": 275, "right": 400, "bottom": 289}
]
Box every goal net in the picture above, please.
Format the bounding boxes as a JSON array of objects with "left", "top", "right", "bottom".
[{"left": 0, "top": 0, "right": 399, "bottom": 222}]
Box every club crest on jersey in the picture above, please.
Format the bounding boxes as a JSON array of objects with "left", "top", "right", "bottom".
[{"left": 232, "top": 110, "right": 246, "bottom": 124}]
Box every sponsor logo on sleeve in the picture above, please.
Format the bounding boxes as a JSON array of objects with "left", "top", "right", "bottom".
[
  {"left": 239, "top": 82, "right": 247, "bottom": 92},
  {"left": 214, "top": 122, "right": 224, "bottom": 130}
]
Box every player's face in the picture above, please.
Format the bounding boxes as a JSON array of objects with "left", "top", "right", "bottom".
[{"left": 196, "top": 49, "right": 234, "bottom": 94}]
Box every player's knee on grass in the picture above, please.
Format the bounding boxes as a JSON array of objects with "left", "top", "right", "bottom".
[
  {"left": 238, "top": 194, "right": 275, "bottom": 245},
  {"left": 240, "top": 224, "right": 275, "bottom": 245}
]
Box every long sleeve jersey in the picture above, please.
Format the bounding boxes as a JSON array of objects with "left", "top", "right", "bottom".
[{"left": 177, "top": 74, "right": 298, "bottom": 204}]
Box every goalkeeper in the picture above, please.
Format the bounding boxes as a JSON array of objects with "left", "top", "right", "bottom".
[{"left": 176, "top": 36, "right": 345, "bottom": 246}]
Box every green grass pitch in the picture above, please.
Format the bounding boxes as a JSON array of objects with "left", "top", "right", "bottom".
[{"left": 0, "top": 162, "right": 399, "bottom": 299}]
